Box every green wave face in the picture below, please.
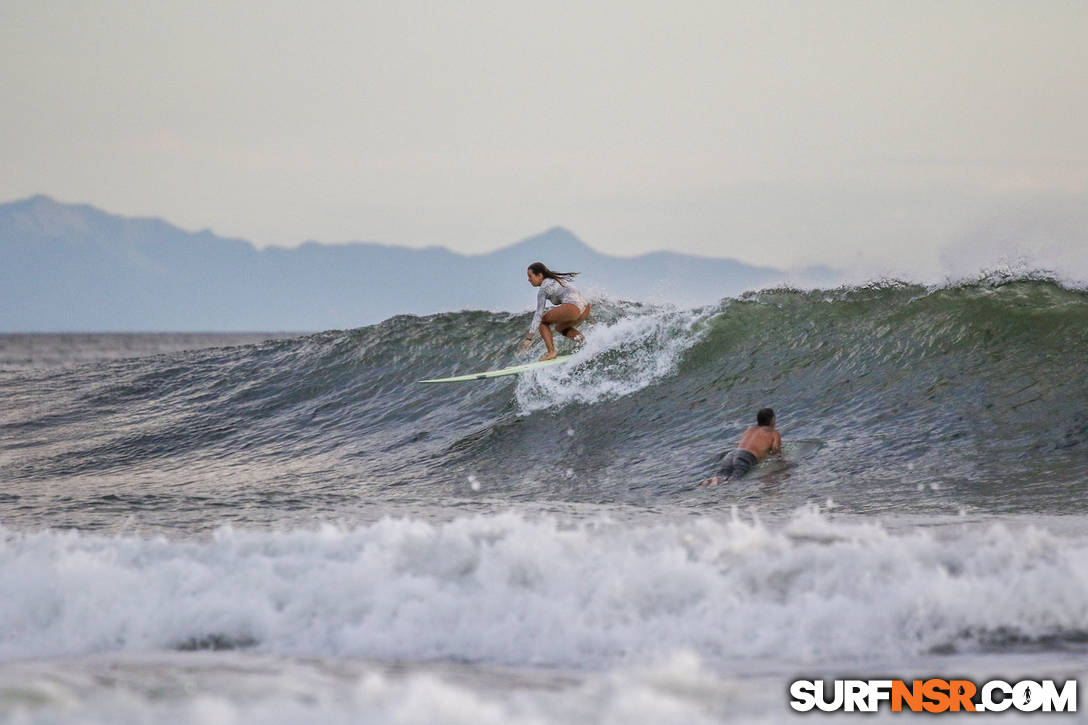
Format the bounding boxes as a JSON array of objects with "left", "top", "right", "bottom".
[{"left": 2, "top": 277, "right": 1086, "bottom": 520}]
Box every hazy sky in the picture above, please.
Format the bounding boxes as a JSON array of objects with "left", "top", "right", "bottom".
[{"left": 3, "top": 0, "right": 1086, "bottom": 279}]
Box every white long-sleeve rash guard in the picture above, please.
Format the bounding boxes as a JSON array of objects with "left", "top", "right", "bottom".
[{"left": 529, "top": 278, "right": 589, "bottom": 333}]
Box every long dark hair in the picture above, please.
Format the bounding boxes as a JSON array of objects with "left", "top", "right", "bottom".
[{"left": 528, "top": 261, "right": 579, "bottom": 286}]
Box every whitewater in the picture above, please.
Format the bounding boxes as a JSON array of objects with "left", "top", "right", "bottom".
[{"left": 1, "top": 276, "right": 1086, "bottom": 723}]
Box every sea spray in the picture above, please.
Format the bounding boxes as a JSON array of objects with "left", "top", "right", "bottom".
[{"left": 3, "top": 509, "right": 1086, "bottom": 666}]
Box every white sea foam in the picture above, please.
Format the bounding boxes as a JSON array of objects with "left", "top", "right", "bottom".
[
  {"left": 2, "top": 509, "right": 1087, "bottom": 669},
  {"left": 0, "top": 651, "right": 758, "bottom": 725},
  {"left": 514, "top": 304, "right": 710, "bottom": 413}
]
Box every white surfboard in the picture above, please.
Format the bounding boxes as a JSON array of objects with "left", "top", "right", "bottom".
[{"left": 418, "top": 355, "right": 572, "bottom": 383}]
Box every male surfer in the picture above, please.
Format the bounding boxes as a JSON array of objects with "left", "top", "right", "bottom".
[{"left": 702, "top": 408, "right": 782, "bottom": 486}]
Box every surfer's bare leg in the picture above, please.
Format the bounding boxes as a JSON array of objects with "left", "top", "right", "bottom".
[
  {"left": 547, "top": 303, "right": 591, "bottom": 350},
  {"left": 538, "top": 322, "right": 557, "bottom": 360},
  {"left": 555, "top": 323, "right": 582, "bottom": 340},
  {"left": 539, "top": 304, "right": 586, "bottom": 360}
]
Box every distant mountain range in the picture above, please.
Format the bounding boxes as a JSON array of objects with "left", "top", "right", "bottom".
[{"left": 0, "top": 196, "right": 840, "bottom": 331}]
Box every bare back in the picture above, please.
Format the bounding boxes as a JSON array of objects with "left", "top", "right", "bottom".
[{"left": 736, "top": 425, "right": 782, "bottom": 461}]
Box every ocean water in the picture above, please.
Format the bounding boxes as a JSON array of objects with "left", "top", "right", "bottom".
[{"left": 1, "top": 276, "right": 1086, "bottom": 723}]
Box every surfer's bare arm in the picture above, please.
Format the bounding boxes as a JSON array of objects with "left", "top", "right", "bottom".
[
  {"left": 519, "top": 286, "right": 549, "bottom": 351},
  {"left": 771, "top": 432, "right": 782, "bottom": 456},
  {"left": 529, "top": 285, "right": 549, "bottom": 332}
]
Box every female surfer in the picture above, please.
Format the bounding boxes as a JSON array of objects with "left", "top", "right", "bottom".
[{"left": 518, "top": 262, "right": 591, "bottom": 361}]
